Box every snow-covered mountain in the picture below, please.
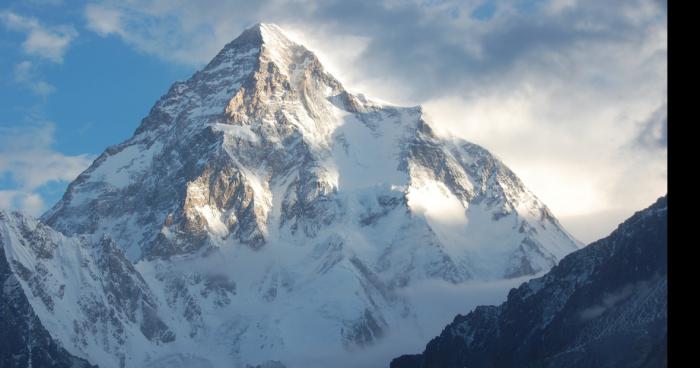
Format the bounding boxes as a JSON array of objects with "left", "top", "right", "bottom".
[
  {"left": 2, "top": 23, "right": 579, "bottom": 368},
  {"left": 391, "top": 196, "right": 667, "bottom": 368}
]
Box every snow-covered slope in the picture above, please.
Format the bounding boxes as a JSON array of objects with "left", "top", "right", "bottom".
[
  {"left": 0, "top": 213, "right": 96, "bottom": 368},
  {"left": 0, "top": 210, "right": 174, "bottom": 368},
  {"left": 2, "top": 23, "right": 580, "bottom": 367}
]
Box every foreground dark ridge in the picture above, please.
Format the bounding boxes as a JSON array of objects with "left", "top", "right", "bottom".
[{"left": 391, "top": 196, "right": 667, "bottom": 368}]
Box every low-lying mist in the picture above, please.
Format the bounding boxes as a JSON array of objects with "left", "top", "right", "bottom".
[{"left": 283, "top": 274, "right": 538, "bottom": 368}]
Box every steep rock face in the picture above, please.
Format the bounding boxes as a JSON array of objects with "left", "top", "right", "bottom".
[
  {"left": 391, "top": 196, "right": 667, "bottom": 368},
  {"left": 0, "top": 210, "right": 173, "bottom": 368},
  {"left": 4, "top": 23, "right": 582, "bottom": 367},
  {"left": 0, "top": 231, "right": 96, "bottom": 368}
]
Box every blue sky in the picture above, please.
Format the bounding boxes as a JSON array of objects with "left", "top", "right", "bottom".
[
  {"left": 0, "top": 0, "right": 667, "bottom": 242},
  {"left": 1, "top": 2, "right": 196, "bottom": 214}
]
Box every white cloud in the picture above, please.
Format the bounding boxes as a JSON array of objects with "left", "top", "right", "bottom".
[
  {"left": 0, "top": 11, "right": 77, "bottom": 63},
  {"left": 0, "top": 190, "right": 45, "bottom": 216},
  {"left": 0, "top": 123, "right": 93, "bottom": 216},
  {"left": 421, "top": 10, "right": 667, "bottom": 241},
  {"left": 13, "top": 60, "right": 56, "bottom": 97},
  {"left": 278, "top": 24, "right": 372, "bottom": 90},
  {"left": 546, "top": 0, "right": 578, "bottom": 14},
  {"left": 84, "top": 3, "right": 123, "bottom": 36},
  {"left": 84, "top": 2, "right": 237, "bottom": 65}
]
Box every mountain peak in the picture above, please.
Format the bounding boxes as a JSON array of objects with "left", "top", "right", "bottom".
[
  {"left": 209, "top": 22, "right": 313, "bottom": 79},
  {"left": 243, "top": 22, "right": 287, "bottom": 37},
  {"left": 31, "top": 23, "right": 581, "bottom": 367},
  {"left": 226, "top": 22, "right": 296, "bottom": 51},
  {"left": 255, "top": 22, "right": 291, "bottom": 42},
  {"left": 125, "top": 20, "right": 344, "bottom": 139},
  {"left": 45, "top": 23, "right": 578, "bottom": 268}
]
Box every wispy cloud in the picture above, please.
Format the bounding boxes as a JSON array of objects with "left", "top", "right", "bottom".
[
  {"left": 634, "top": 102, "right": 667, "bottom": 150},
  {"left": 84, "top": 3, "right": 123, "bottom": 36},
  {"left": 0, "top": 190, "right": 45, "bottom": 216},
  {"left": 0, "top": 10, "right": 77, "bottom": 63},
  {"left": 578, "top": 279, "right": 654, "bottom": 321},
  {"left": 0, "top": 123, "right": 93, "bottom": 216},
  {"left": 84, "top": 2, "right": 232, "bottom": 65},
  {"left": 13, "top": 60, "right": 56, "bottom": 97}
]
